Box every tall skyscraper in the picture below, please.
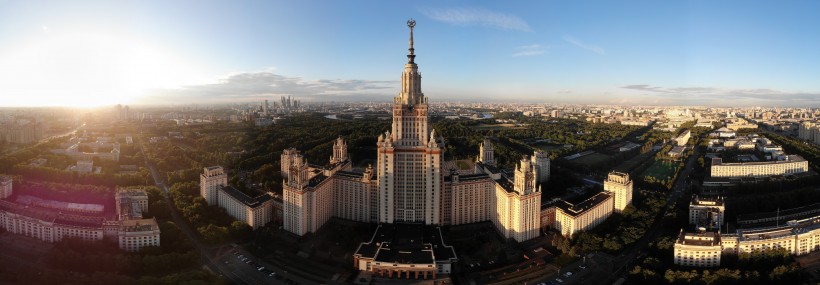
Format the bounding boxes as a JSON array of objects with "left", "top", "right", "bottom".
[{"left": 377, "top": 19, "right": 443, "bottom": 224}]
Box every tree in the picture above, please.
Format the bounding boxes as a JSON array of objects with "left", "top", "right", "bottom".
[
  {"left": 559, "top": 238, "right": 571, "bottom": 254},
  {"left": 197, "top": 224, "right": 229, "bottom": 244},
  {"left": 229, "top": 221, "right": 253, "bottom": 241}
]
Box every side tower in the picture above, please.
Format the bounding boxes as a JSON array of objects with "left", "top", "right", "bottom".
[
  {"left": 604, "top": 171, "right": 633, "bottom": 213},
  {"left": 377, "top": 19, "right": 443, "bottom": 225},
  {"left": 494, "top": 156, "right": 542, "bottom": 242},
  {"left": 478, "top": 137, "right": 496, "bottom": 167},
  {"left": 280, "top": 148, "right": 300, "bottom": 180},
  {"left": 283, "top": 154, "right": 311, "bottom": 235},
  {"left": 531, "top": 150, "right": 550, "bottom": 184},
  {"left": 200, "top": 166, "right": 228, "bottom": 205},
  {"left": 330, "top": 136, "right": 349, "bottom": 164}
]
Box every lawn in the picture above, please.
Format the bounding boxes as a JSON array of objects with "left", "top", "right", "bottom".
[{"left": 641, "top": 159, "right": 678, "bottom": 180}]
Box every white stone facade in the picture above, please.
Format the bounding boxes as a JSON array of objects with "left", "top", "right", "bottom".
[
  {"left": 118, "top": 218, "right": 161, "bottom": 252},
  {"left": 200, "top": 166, "right": 227, "bottom": 205},
  {"left": 710, "top": 156, "right": 808, "bottom": 178},
  {"left": 554, "top": 192, "right": 614, "bottom": 237},
  {"left": 604, "top": 171, "right": 633, "bottom": 214}
]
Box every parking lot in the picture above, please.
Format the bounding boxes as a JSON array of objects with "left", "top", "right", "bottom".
[{"left": 213, "top": 245, "right": 311, "bottom": 285}]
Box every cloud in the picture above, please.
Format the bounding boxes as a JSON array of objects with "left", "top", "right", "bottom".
[
  {"left": 512, "top": 44, "right": 547, "bottom": 57},
  {"left": 563, "top": 36, "right": 605, "bottom": 55},
  {"left": 141, "top": 71, "right": 397, "bottom": 104},
  {"left": 421, "top": 7, "right": 532, "bottom": 32},
  {"left": 620, "top": 84, "right": 820, "bottom": 106}
]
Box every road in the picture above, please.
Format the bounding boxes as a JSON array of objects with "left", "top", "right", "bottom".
[
  {"left": 141, "top": 141, "right": 314, "bottom": 285},
  {"left": 602, "top": 145, "right": 699, "bottom": 283},
  {"left": 534, "top": 144, "right": 699, "bottom": 285},
  {"left": 140, "top": 142, "right": 250, "bottom": 284}
]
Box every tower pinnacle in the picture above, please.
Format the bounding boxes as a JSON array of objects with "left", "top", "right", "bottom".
[{"left": 407, "top": 18, "right": 416, "bottom": 63}]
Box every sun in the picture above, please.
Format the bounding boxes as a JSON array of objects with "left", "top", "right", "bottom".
[{"left": 0, "top": 31, "right": 203, "bottom": 107}]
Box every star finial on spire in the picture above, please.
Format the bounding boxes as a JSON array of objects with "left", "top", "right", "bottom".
[{"left": 407, "top": 18, "right": 416, "bottom": 63}]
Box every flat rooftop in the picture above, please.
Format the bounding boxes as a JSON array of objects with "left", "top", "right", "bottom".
[
  {"left": 677, "top": 231, "right": 721, "bottom": 246},
  {"left": 16, "top": 195, "right": 104, "bottom": 213},
  {"left": 712, "top": 155, "right": 806, "bottom": 166},
  {"left": 557, "top": 191, "right": 613, "bottom": 217},
  {"left": 121, "top": 218, "right": 159, "bottom": 232},
  {"left": 354, "top": 223, "right": 457, "bottom": 265},
  {"left": 220, "top": 186, "right": 272, "bottom": 208}
]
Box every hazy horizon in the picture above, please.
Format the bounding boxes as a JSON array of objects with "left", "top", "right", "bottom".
[{"left": 1, "top": 0, "right": 819, "bottom": 108}]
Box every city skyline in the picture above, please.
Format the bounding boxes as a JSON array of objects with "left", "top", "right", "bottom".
[{"left": 1, "top": 0, "right": 819, "bottom": 107}]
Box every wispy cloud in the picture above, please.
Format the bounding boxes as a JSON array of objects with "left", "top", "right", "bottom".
[
  {"left": 421, "top": 7, "right": 532, "bottom": 32},
  {"left": 141, "top": 71, "right": 396, "bottom": 104},
  {"left": 512, "top": 44, "right": 547, "bottom": 57},
  {"left": 563, "top": 36, "right": 605, "bottom": 55},
  {"left": 621, "top": 84, "right": 820, "bottom": 106}
]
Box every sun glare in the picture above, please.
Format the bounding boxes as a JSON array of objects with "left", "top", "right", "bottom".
[{"left": 0, "top": 31, "right": 203, "bottom": 107}]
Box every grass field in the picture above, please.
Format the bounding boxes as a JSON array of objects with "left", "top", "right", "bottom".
[{"left": 641, "top": 159, "right": 678, "bottom": 180}]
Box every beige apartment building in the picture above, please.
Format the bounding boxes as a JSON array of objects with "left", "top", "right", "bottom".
[
  {"left": 118, "top": 218, "right": 161, "bottom": 252},
  {"left": 200, "top": 166, "right": 275, "bottom": 230},
  {"left": 0, "top": 179, "right": 160, "bottom": 252},
  {"left": 710, "top": 156, "right": 808, "bottom": 178},
  {"left": 200, "top": 166, "right": 227, "bottom": 206},
  {"left": 673, "top": 231, "right": 722, "bottom": 267},
  {"left": 689, "top": 195, "right": 725, "bottom": 229},
  {"left": 604, "top": 171, "right": 633, "bottom": 214},
  {"left": 674, "top": 215, "right": 820, "bottom": 267}
]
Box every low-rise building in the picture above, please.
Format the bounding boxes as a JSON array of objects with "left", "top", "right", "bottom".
[
  {"left": 353, "top": 224, "right": 457, "bottom": 279},
  {"left": 689, "top": 195, "right": 724, "bottom": 229},
  {"left": 673, "top": 230, "right": 722, "bottom": 267},
  {"left": 554, "top": 192, "right": 614, "bottom": 237},
  {"left": 115, "top": 187, "right": 149, "bottom": 220},
  {"left": 118, "top": 218, "right": 161, "bottom": 252},
  {"left": 0, "top": 176, "right": 160, "bottom": 252},
  {"left": 710, "top": 155, "right": 808, "bottom": 178},
  {"left": 218, "top": 186, "right": 274, "bottom": 230}
]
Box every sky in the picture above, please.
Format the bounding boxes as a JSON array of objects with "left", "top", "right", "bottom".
[{"left": 1, "top": 0, "right": 819, "bottom": 107}]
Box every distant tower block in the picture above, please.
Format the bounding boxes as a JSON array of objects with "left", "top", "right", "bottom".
[
  {"left": 330, "top": 136, "right": 349, "bottom": 164},
  {"left": 531, "top": 150, "right": 550, "bottom": 183},
  {"left": 200, "top": 166, "right": 228, "bottom": 206},
  {"left": 604, "top": 171, "right": 633, "bottom": 213},
  {"left": 478, "top": 137, "right": 496, "bottom": 167},
  {"left": 0, "top": 175, "right": 12, "bottom": 199}
]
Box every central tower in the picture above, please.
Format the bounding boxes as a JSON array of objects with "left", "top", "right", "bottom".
[{"left": 377, "top": 19, "right": 443, "bottom": 224}]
